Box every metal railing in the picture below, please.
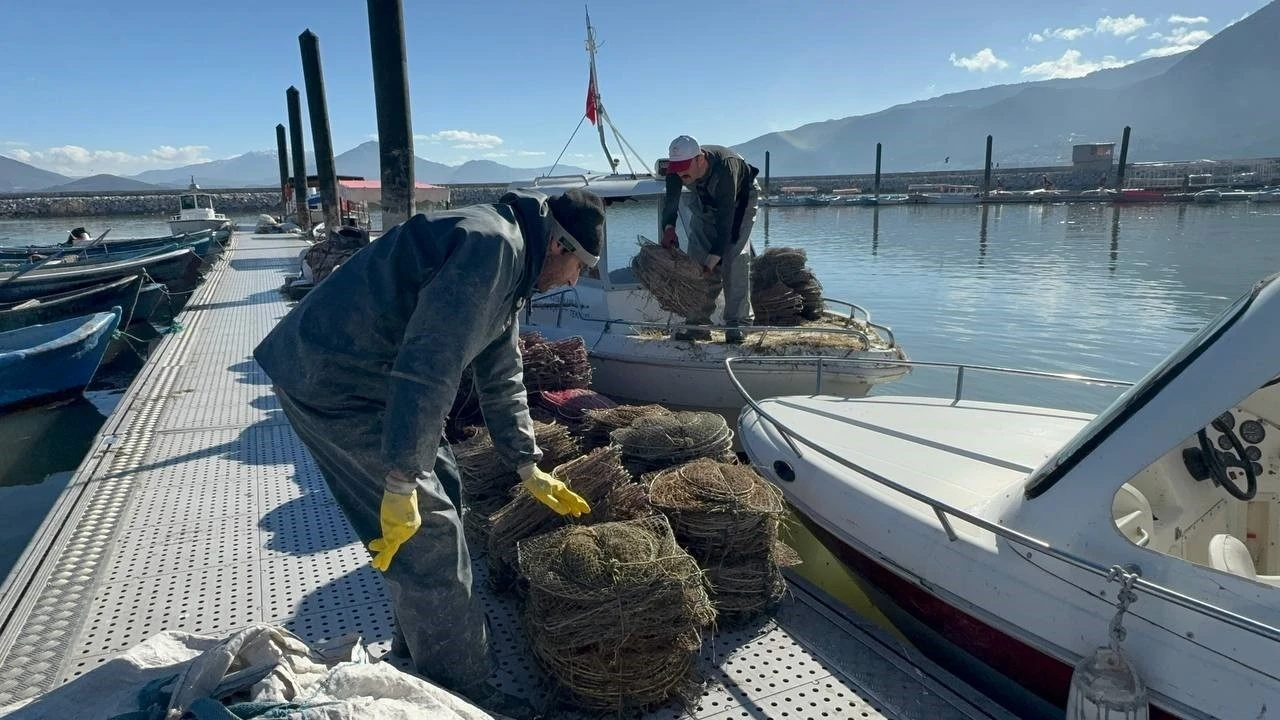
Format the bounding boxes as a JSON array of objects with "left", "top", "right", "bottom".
[
  {"left": 526, "top": 290, "right": 898, "bottom": 349},
  {"left": 724, "top": 355, "right": 1280, "bottom": 644}
]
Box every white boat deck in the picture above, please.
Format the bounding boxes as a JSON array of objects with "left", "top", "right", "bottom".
[{"left": 0, "top": 233, "right": 1015, "bottom": 720}]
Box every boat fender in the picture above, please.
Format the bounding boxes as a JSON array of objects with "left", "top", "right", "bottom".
[{"left": 1066, "top": 566, "right": 1149, "bottom": 719}]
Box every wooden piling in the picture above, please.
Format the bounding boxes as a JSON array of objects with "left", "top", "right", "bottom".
[
  {"left": 367, "top": 0, "right": 416, "bottom": 226},
  {"left": 763, "top": 151, "right": 771, "bottom": 197},
  {"left": 274, "top": 124, "right": 289, "bottom": 212},
  {"left": 982, "top": 135, "right": 993, "bottom": 195},
  {"left": 1115, "top": 126, "right": 1131, "bottom": 193},
  {"left": 300, "top": 30, "right": 341, "bottom": 235},
  {"left": 286, "top": 87, "right": 310, "bottom": 230},
  {"left": 874, "top": 143, "right": 882, "bottom": 198}
]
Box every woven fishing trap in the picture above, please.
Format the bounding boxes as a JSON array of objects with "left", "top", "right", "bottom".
[
  {"left": 630, "top": 240, "right": 715, "bottom": 318},
  {"left": 577, "top": 403, "right": 672, "bottom": 450},
  {"left": 518, "top": 332, "right": 592, "bottom": 392},
  {"left": 486, "top": 445, "right": 633, "bottom": 591},
  {"left": 517, "top": 514, "right": 715, "bottom": 712},
  {"left": 611, "top": 410, "right": 734, "bottom": 475},
  {"left": 649, "top": 458, "right": 797, "bottom": 622},
  {"left": 751, "top": 247, "right": 825, "bottom": 323}
]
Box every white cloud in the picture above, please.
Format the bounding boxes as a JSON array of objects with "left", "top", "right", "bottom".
[
  {"left": 1142, "top": 26, "right": 1213, "bottom": 57},
  {"left": 3, "top": 140, "right": 28, "bottom": 148},
  {"left": 418, "top": 129, "right": 503, "bottom": 149},
  {"left": 1047, "top": 26, "right": 1093, "bottom": 41},
  {"left": 1168, "top": 14, "right": 1208, "bottom": 25},
  {"left": 1027, "top": 32, "right": 1045, "bottom": 43},
  {"left": 9, "top": 144, "right": 211, "bottom": 176},
  {"left": 1019, "top": 49, "right": 1132, "bottom": 79},
  {"left": 1095, "top": 14, "right": 1148, "bottom": 36},
  {"left": 949, "top": 48, "right": 1009, "bottom": 72}
]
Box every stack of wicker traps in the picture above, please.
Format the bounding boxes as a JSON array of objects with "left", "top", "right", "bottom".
[
  {"left": 486, "top": 446, "right": 633, "bottom": 591},
  {"left": 750, "top": 247, "right": 825, "bottom": 326},
  {"left": 517, "top": 514, "right": 716, "bottom": 712},
  {"left": 519, "top": 332, "right": 592, "bottom": 392},
  {"left": 456, "top": 421, "right": 581, "bottom": 546},
  {"left": 611, "top": 410, "right": 735, "bottom": 476},
  {"left": 649, "top": 458, "right": 797, "bottom": 624},
  {"left": 577, "top": 403, "right": 672, "bottom": 451},
  {"left": 629, "top": 240, "right": 714, "bottom": 318},
  {"left": 529, "top": 387, "right": 617, "bottom": 430}
]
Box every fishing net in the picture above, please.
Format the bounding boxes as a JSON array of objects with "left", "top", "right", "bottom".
[
  {"left": 750, "top": 247, "right": 826, "bottom": 324},
  {"left": 517, "top": 515, "right": 715, "bottom": 712},
  {"left": 531, "top": 388, "right": 618, "bottom": 429},
  {"left": 577, "top": 403, "right": 672, "bottom": 450},
  {"left": 745, "top": 328, "right": 873, "bottom": 354},
  {"left": 629, "top": 240, "right": 714, "bottom": 318},
  {"left": 594, "top": 481, "right": 654, "bottom": 522},
  {"left": 611, "top": 411, "right": 734, "bottom": 475},
  {"left": 486, "top": 446, "right": 633, "bottom": 591},
  {"left": 455, "top": 421, "right": 582, "bottom": 546},
  {"left": 518, "top": 332, "right": 592, "bottom": 392},
  {"left": 649, "top": 458, "right": 796, "bottom": 623}
]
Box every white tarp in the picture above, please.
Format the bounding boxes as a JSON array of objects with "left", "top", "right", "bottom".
[{"left": 0, "top": 624, "right": 497, "bottom": 720}]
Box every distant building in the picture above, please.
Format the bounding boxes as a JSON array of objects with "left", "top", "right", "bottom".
[
  {"left": 1123, "top": 158, "right": 1280, "bottom": 189},
  {"left": 1072, "top": 143, "right": 1116, "bottom": 171}
]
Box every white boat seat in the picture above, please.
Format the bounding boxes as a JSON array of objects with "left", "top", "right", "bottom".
[
  {"left": 1112, "top": 483, "right": 1154, "bottom": 548},
  {"left": 1208, "top": 534, "right": 1280, "bottom": 586}
]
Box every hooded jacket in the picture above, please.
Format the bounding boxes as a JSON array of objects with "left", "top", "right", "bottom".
[{"left": 254, "top": 190, "right": 552, "bottom": 482}]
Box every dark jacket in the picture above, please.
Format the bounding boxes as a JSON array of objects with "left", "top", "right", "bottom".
[
  {"left": 254, "top": 190, "right": 552, "bottom": 479},
  {"left": 661, "top": 145, "right": 760, "bottom": 256}
]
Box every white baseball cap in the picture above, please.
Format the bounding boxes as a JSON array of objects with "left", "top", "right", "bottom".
[{"left": 667, "top": 135, "right": 701, "bottom": 173}]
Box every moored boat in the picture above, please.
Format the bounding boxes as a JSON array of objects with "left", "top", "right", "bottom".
[
  {"left": 0, "top": 308, "right": 122, "bottom": 410},
  {"left": 0, "top": 275, "right": 143, "bottom": 333}
]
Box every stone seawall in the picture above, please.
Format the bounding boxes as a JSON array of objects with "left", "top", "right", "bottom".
[{"left": 0, "top": 190, "right": 283, "bottom": 219}]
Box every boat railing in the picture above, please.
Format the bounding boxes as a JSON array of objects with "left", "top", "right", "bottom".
[{"left": 724, "top": 355, "right": 1280, "bottom": 644}]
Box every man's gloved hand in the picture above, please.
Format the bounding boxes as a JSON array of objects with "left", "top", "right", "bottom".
[
  {"left": 660, "top": 225, "right": 679, "bottom": 250},
  {"left": 368, "top": 476, "right": 421, "bottom": 572},
  {"left": 519, "top": 464, "right": 591, "bottom": 517}
]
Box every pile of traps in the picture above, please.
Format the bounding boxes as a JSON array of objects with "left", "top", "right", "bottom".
[
  {"left": 611, "top": 410, "right": 735, "bottom": 475},
  {"left": 629, "top": 240, "right": 713, "bottom": 317},
  {"left": 530, "top": 387, "right": 618, "bottom": 430},
  {"left": 518, "top": 332, "right": 592, "bottom": 392},
  {"left": 518, "top": 514, "right": 716, "bottom": 712},
  {"left": 455, "top": 421, "right": 581, "bottom": 545},
  {"left": 750, "top": 247, "right": 824, "bottom": 326},
  {"left": 649, "top": 458, "right": 797, "bottom": 623},
  {"left": 577, "top": 403, "right": 672, "bottom": 451},
  {"left": 486, "top": 446, "right": 632, "bottom": 590}
]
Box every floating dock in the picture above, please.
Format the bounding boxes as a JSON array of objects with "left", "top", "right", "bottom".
[{"left": 0, "top": 233, "right": 1015, "bottom": 719}]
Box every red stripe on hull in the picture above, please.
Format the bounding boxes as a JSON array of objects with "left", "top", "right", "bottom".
[{"left": 802, "top": 518, "right": 1179, "bottom": 720}]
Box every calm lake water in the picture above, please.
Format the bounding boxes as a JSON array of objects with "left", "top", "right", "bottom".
[{"left": 1, "top": 202, "right": 1277, "bottom": 583}]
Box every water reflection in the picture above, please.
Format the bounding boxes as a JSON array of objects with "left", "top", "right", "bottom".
[{"left": 979, "top": 204, "right": 989, "bottom": 264}]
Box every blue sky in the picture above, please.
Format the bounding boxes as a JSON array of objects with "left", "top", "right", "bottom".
[{"left": 0, "top": 0, "right": 1268, "bottom": 177}]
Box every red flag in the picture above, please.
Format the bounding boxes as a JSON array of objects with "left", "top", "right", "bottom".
[{"left": 585, "top": 68, "right": 598, "bottom": 125}]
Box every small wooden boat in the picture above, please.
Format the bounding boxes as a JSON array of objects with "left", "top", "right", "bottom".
[
  {"left": 0, "top": 308, "right": 121, "bottom": 410},
  {"left": 0, "top": 247, "right": 203, "bottom": 304},
  {"left": 0, "top": 229, "right": 215, "bottom": 262},
  {"left": 0, "top": 275, "right": 143, "bottom": 333}
]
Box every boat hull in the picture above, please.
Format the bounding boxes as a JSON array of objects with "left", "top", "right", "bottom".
[
  {"left": 0, "top": 309, "right": 121, "bottom": 409},
  {"left": 168, "top": 218, "right": 228, "bottom": 235},
  {"left": 0, "top": 275, "right": 143, "bottom": 333}
]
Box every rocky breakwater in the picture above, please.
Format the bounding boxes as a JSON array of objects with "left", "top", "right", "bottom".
[{"left": 0, "top": 189, "right": 281, "bottom": 218}]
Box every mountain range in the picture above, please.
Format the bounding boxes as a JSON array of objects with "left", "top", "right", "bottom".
[
  {"left": 4, "top": 1, "right": 1279, "bottom": 190},
  {"left": 731, "top": 1, "right": 1280, "bottom": 175},
  {"left": 0, "top": 141, "right": 596, "bottom": 193}
]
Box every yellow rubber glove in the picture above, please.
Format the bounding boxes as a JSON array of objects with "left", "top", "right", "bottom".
[
  {"left": 368, "top": 486, "right": 421, "bottom": 572},
  {"left": 520, "top": 465, "right": 591, "bottom": 517}
]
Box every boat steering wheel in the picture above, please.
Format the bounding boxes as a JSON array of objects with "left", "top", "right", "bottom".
[{"left": 1196, "top": 416, "right": 1258, "bottom": 501}]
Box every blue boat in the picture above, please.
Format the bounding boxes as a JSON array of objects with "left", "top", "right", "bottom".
[
  {"left": 0, "top": 308, "right": 122, "bottom": 410},
  {"left": 0, "top": 275, "right": 143, "bottom": 333}
]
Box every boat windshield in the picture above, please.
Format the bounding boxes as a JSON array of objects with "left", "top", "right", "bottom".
[
  {"left": 197, "top": 195, "right": 214, "bottom": 209},
  {"left": 180, "top": 195, "right": 197, "bottom": 210},
  {"left": 1024, "top": 280, "right": 1263, "bottom": 498}
]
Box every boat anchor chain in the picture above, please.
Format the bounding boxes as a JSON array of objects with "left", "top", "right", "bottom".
[{"left": 1106, "top": 564, "right": 1141, "bottom": 650}]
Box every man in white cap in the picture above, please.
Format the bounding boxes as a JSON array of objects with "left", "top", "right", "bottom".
[{"left": 660, "top": 135, "right": 761, "bottom": 343}]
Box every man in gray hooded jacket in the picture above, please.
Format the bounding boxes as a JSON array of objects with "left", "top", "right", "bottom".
[{"left": 253, "top": 188, "right": 604, "bottom": 718}]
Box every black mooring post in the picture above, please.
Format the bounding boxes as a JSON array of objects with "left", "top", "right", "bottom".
[
  {"left": 286, "top": 87, "right": 309, "bottom": 230},
  {"left": 368, "top": 0, "right": 415, "bottom": 226},
  {"left": 1114, "top": 126, "right": 1131, "bottom": 193},
  {"left": 275, "top": 124, "right": 289, "bottom": 211},
  {"left": 874, "top": 143, "right": 882, "bottom": 197},
  {"left": 982, "top": 135, "right": 993, "bottom": 195},
  {"left": 300, "top": 30, "right": 341, "bottom": 235},
  {"left": 763, "top": 151, "right": 771, "bottom": 197}
]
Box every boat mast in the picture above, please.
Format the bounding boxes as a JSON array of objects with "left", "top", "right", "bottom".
[{"left": 585, "top": 8, "right": 619, "bottom": 173}]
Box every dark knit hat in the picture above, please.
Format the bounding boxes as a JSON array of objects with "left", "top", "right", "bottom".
[{"left": 546, "top": 188, "right": 605, "bottom": 265}]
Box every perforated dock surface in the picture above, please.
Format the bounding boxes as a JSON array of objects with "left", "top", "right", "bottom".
[{"left": 0, "top": 234, "right": 1014, "bottom": 720}]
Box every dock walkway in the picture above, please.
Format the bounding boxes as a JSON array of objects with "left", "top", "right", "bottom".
[{"left": 0, "top": 233, "right": 1015, "bottom": 719}]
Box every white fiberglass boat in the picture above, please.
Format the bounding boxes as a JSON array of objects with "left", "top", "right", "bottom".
[{"left": 734, "top": 272, "right": 1280, "bottom": 719}]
